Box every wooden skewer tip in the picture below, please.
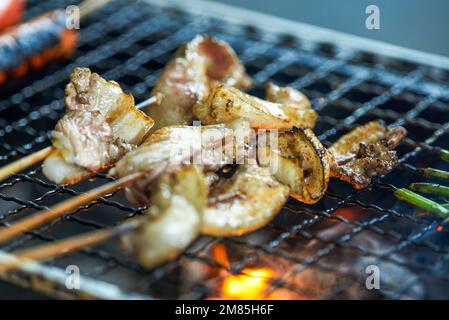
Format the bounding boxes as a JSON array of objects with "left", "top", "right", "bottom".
[
  {"left": 0, "top": 146, "right": 54, "bottom": 182},
  {"left": 0, "top": 220, "right": 140, "bottom": 273}
]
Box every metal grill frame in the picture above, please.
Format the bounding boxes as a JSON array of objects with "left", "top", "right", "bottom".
[{"left": 0, "top": 0, "right": 449, "bottom": 299}]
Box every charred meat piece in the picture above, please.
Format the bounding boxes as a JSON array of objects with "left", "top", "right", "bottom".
[
  {"left": 329, "top": 120, "right": 407, "bottom": 189},
  {"left": 43, "top": 67, "right": 154, "bottom": 184},
  {"left": 121, "top": 166, "right": 207, "bottom": 269},
  {"left": 193, "top": 84, "right": 315, "bottom": 129},
  {"left": 201, "top": 164, "right": 289, "bottom": 237},
  {"left": 146, "top": 35, "right": 252, "bottom": 131}
]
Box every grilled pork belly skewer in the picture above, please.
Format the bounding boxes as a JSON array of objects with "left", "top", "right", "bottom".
[
  {"left": 145, "top": 35, "right": 252, "bottom": 132},
  {"left": 195, "top": 85, "right": 406, "bottom": 194},
  {"left": 0, "top": 79, "right": 311, "bottom": 184},
  {"left": 0, "top": 122, "right": 260, "bottom": 268},
  {"left": 0, "top": 165, "right": 207, "bottom": 272},
  {"left": 0, "top": 67, "right": 156, "bottom": 183},
  {"left": 158, "top": 39, "right": 316, "bottom": 132},
  {"left": 0, "top": 120, "right": 406, "bottom": 245},
  {"left": 189, "top": 80, "right": 325, "bottom": 206},
  {"left": 0, "top": 35, "right": 252, "bottom": 182},
  {"left": 0, "top": 122, "right": 244, "bottom": 245},
  {"left": 43, "top": 67, "right": 155, "bottom": 184},
  {"left": 329, "top": 120, "right": 407, "bottom": 189},
  {"left": 193, "top": 82, "right": 317, "bottom": 130},
  {"left": 265, "top": 121, "right": 406, "bottom": 200},
  {"left": 0, "top": 164, "right": 289, "bottom": 271},
  {"left": 0, "top": 122, "right": 407, "bottom": 269},
  {"left": 44, "top": 36, "right": 252, "bottom": 183},
  {"left": 193, "top": 83, "right": 405, "bottom": 194}
]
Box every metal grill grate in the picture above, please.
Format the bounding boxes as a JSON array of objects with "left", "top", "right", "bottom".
[{"left": 1, "top": 0, "right": 449, "bottom": 299}]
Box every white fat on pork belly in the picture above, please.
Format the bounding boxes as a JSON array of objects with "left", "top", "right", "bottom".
[
  {"left": 111, "top": 120, "right": 251, "bottom": 205},
  {"left": 193, "top": 83, "right": 317, "bottom": 130},
  {"left": 121, "top": 165, "right": 207, "bottom": 269},
  {"left": 201, "top": 164, "right": 290, "bottom": 237},
  {"left": 145, "top": 35, "right": 252, "bottom": 131},
  {"left": 43, "top": 67, "right": 154, "bottom": 184}
]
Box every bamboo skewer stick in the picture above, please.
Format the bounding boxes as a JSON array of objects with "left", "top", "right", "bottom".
[
  {"left": 136, "top": 96, "right": 158, "bottom": 110},
  {"left": 0, "top": 160, "right": 169, "bottom": 245},
  {"left": 0, "top": 95, "right": 157, "bottom": 182},
  {"left": 6, "top": 184, "right": 449, "bottom": 273},
  {"left": 0, "top": 134, "right": 425, "bottom": 269},
  {"left": 0, "top": 146, "right": 53, "bottom": 182},
  {"left": 79, "top": 0, "right": 113, "bottom": 20},
  {"left": 0, "top": 137, "right": 226, "bottom": 245},
  {"left": 0, "top": 220, "right": 140, "bottom": 273},
  {"left": 0, "top": 172, "right": 145, "bottom": 245}
]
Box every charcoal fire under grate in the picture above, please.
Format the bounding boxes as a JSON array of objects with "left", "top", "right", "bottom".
[{"left": 0, "top": 0, "right": 449, "bottom": 299}]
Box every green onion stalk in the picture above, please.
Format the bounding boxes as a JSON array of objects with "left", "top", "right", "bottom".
[
  {"left": 421, "top": 168, "right": 449, "bottom": 181},
  {"left": 394, "top": 188, "right": 449, "bottom": 219},
  {"left": 439, "top": 149, "right": 449, "bottom": 163},
  {"left": 410, "top": 183, "right": 449, "bottom": 198}
]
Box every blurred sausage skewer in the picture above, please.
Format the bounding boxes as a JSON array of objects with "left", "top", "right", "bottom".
[{"left": 0, "top": 0, "right": 112, "bottom": 84}]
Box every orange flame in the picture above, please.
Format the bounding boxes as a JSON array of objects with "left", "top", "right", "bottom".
[
  {"left": 211, "top": 242, "right": 231, "bottom": 270},
  {"left": 221, "top": 267, "right": 274, "bottom": 300},
  {"left": 210, "top": 243, "right": 276, "bottom": 300}
]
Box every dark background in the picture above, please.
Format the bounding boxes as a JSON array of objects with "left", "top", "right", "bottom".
[{"left": 207, "top": 0, "right": 449, "bottom": 57}]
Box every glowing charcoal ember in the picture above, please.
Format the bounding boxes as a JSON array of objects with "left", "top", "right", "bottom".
[{"left": 221, "top": 268, "right": 274, "bottom": 300}]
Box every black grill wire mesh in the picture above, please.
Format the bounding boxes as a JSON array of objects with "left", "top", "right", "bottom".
[{"left": 1, "top": 0, "right": 449, "bottom": 299}]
